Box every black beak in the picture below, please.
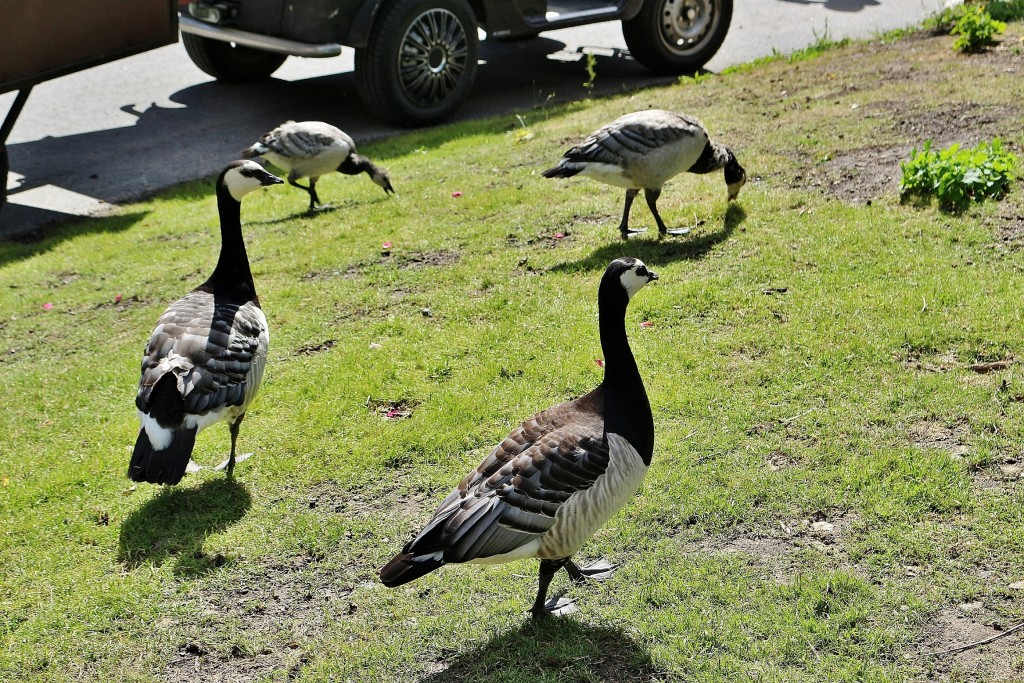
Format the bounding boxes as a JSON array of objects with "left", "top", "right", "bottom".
[
  {"left": 259, "top": 169, "right": 284, "bottom": 187},
  {"left": 648, "top": 270, "right": 659, "bottom": 282}
]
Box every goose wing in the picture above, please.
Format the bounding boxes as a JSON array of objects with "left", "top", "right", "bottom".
[
  {"left": 260, "top": 121, "right": 355, "bottom": 161},
  {"left": 562, "top": 110, "right": 707, "bottom": 167},
  {"left": 405, "top": 399, "right": 609, "bottom": 563},
  {"left": 137, "top": 290, "right": 268, "bottom": 419}
]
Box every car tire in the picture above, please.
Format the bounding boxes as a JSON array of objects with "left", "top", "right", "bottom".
[
  {"left": 181, "top": 32, "right": 288, "bottom": 83},
  {"left": 355, "top": 0, "right": 479, "bottom": 126},
  {"left": 622, "top": 0, "right": 732, "bottom": 74}
]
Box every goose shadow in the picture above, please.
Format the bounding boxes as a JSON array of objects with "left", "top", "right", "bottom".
[
  {"left": 550, "top": 202, "right": 746, "bottom": 274},
  {"left": 419, "top": 618, "right": 664, "bottom": 682},
  {"left": 118, "top": 477, "right": 251, "bottom": 577}
]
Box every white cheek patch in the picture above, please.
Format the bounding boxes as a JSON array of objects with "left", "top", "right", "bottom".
[
  {"left": 619, "top": 268, "right": 648, "bottom": 299},
  {"left": 225, "top": 162, "right": 272, "bottom": 200}
]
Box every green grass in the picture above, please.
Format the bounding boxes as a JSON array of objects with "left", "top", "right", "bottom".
[{"left": 2, "top": 20, "right": 1024, "bottom": 683}]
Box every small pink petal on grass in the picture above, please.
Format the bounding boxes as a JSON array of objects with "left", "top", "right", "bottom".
[
  {"left": 451, "top": 191, "right": 463, "bottom": 198},
  {"left": 639, "top": 321, "right": 654, "bottom": 328},
  {"left": 115, "top": 294, "right": 122, "bottom": 304},
  {"left": 594, "top": 358, "right": 604, "bottom": 368},
  {"left": 43, "top": 303, "right": 53, "bottom": 310},
  {"left": 381, "top": 241, "right": 392, "bottom": 249},
  {"left": 553, "top": 233, "right": 565, "bottom": 240}
]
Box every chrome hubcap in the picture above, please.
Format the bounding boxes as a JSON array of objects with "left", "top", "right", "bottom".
[
  {"left": 659, "top": 0, "right": 717, "bottom": 55},
  {"left": 399, "top": 9, "right": 468, "bottom": 107}
]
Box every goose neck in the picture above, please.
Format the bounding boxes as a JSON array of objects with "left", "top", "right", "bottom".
[{"left": 208, "top": 186, "right": 255, "bottom": 295}]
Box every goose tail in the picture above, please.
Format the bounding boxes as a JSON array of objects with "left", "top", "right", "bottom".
[
  {"left": 128, "top": 424, "right": 198, "bottom": 485},
  {"left": 379, "top": 550, "right": 445, "bottom": 587},
  {"left": 241, "top": 142, "right": 268, "bottom": 159},
  {"left": 541, "top": 162, "right": 581, "bottom": 179}
]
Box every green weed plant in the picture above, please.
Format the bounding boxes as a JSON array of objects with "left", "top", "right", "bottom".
[
  {"left": 900, "top": 138, "right": 1017, "bottom": 212},
  {"left": 952, "top": 3, "right": 1006, "bottom": 50}
]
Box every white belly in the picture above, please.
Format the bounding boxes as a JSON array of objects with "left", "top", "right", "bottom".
[
  {"left": 580, "top": 163, "right": 638, "bottom": 189},
  {"left": 264, "top": 150, "right": 343, "bottom": 180},
  {"left": 537, "top": 433, "right": 648, "bottom": 559}
]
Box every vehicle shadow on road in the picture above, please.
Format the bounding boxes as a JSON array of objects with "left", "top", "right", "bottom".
[{"left": 2, "top": 35, "right": 678, "bottom": 237}]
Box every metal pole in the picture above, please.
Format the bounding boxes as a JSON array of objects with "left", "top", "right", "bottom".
[{"left": 1, "top": 87, "right": 33, "bottom": 145}]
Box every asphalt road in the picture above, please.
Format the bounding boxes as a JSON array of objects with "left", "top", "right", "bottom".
[{"left": 0, "top": 0, "right": 939, "bottom": 236}]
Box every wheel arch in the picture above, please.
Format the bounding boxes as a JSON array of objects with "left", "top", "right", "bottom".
[{"left": 345, "top": 0, "right": 487, "bottom": 47}]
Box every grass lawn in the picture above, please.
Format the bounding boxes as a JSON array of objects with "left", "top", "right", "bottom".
[{"left": 2, "top": 19, "right": 1024, "bottom": 683}]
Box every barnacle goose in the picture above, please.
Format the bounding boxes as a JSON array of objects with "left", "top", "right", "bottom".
[
  {"left": 543, "top": 109, "right": 746, "bottom": 239},
  {"left": 380, "top": 257, "right": 658, "bottom": 618},
  {"left": 128, "top": 160, "right": 282, "bottom": 485},
  {"left": 242, "top": 120, "right": 395, "bottom": 211}
]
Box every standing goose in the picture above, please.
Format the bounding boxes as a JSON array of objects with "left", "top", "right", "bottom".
[
  {"left": 242, "top": 120, "right": 395, "bottom": 211},
  {"left": 129, "top": 160, "right": 282, "bottom": 485},
  {"left": 542, "top": 109, "right": 746, "bottom": 239},
  {"left": 380, "top": 257, "right": 658, "bottom": 618}
]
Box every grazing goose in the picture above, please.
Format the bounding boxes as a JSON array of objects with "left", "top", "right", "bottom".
[
  {"left": 128, "top": 160, "right": 282, "bottom": 485},
  {"left": 542, "top": 109, "right": 746, "bottom": 239},
  {"left": 242, "top": 120, "right": 394, "bottom": 211},
  {"left": 380, "top": 257, "right": 658, "bottom": 618}
]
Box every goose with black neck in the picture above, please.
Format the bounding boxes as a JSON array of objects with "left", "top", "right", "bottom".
[
  {"left": 380, "top": 257, "right": 658, "bottom": 618},
  {"left": 129, "top": 160, "right": 282, "bottom": 485}
]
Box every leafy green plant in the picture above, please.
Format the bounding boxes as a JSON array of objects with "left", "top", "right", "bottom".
[
  {"left": 582, "top": 52, "right": 597, "bottom": 95},
  {"left": 951, "top": 3, "right": 1006, "bottom": 51},
  {"left": 678, "top": 70, "right": 714, "bottom": 86},
  {"left": 924, "top": 3, "right": 964, "bottom": 34},
  {"left": 900, "top": 138, "right": 1017, "bottom": 212}
]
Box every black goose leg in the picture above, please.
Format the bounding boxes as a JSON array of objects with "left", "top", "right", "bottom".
[
  {"left": 618, "top": 189, "right": 647, "bottom": 239},
  {"left": 565, "top": 559, "right": 617, "bottom": 584},
  {"left": 214, "top": 415, "right": 252, "bottom": 475},
  {"left": 288, "top": 177, "right": 317, "bottom": 211},
  {"left": 645, "top": 188, "right": 690, "bottom": 236},
  {"left": 309, "top": 178, "right": 321, "bottom": 208},
  {"left": 530, "top": 558, "right": 573, "bottom": 619}
]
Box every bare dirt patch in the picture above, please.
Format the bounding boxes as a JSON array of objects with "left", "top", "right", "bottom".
[
  {"left": 910, "top": 603, "right": 1024, "bottom": 682},
  {"left": 686, "top": 510, "right": 859, "bottom": 581},
  {"left": 306, "top": 249, "right": 461, "bottom": 281},
  {"left": 165, "top": 556, "right": 353, "bottom": 683},
  {"left": 908, "top": 419, "right": 971, "bottom": 459},
  {"left": 901, "top": 348, "right": 961, "bottom": 373},
  {"left": 293, "top": 339, "right": 336, "bottom": 356},
  {"left": 391, "top": 249, "right": 461, "bottom": 269},
  {"left": 817, "top": 145, "right": 907, "bottom": 204}
]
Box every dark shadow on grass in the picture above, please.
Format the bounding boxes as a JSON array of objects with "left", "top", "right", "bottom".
[
  {"left": 0, "top": 209, "right": 149, "bottom": 267},
  {"left": 118, "top": 477, "right": 251, "bottom": 578},
  {"left": 420, "top": 618, "right": 664, "bottom": 682},
  {"left": 550, "top": 202, "right": 746, "bottom": 275}
]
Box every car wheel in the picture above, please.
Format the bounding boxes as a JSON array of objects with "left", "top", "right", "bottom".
[
  {"left": 355, "top": 0, "right": 479, "bottom": 126},
  {"left": 181, "top": 32, "right": 288, "bottom": 83},
  {"left": 622, "top": 0, "right": 732, "bottom": 74}
]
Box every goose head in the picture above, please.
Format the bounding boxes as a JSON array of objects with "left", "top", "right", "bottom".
[
  {"left": 607, "top": 257, "right": 659, "bottom": 301},
  {"left": 220, "top": 160, "right": 284, "bottom": 202},
  {"left": 724, "top": 152, "right": 746, "bottom": 202},
  {"left": 371, "top": 167, "right": 396, "bottom": 195}
]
